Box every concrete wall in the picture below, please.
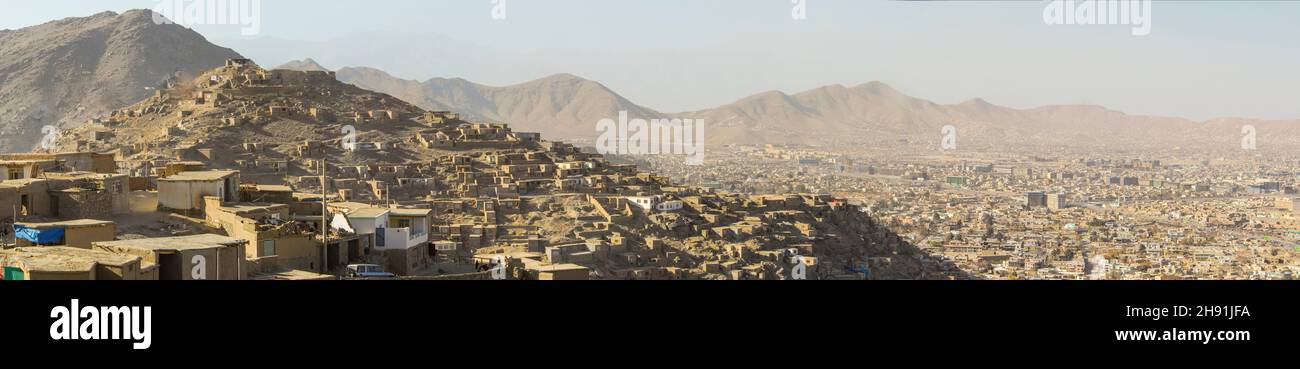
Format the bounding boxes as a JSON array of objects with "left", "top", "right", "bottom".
[
  {"left": 93, "top": 245, "right": 245, "bottom": 280},
  {"left": 246, "top": 235, "right": 318, "bottom": 271},
  {"left": 25, "top": 269, "right": 95, "bottom": 280},
  {"left": 93, "top": 259, "right": 149, "bottom": 281},
  {"left": 382, "top": 246, "right": 431, "bottom": 276},
  {"left": 70, "top": 225, "right": 116, "bottom": 249},
  {"left": 538, "top": 269, "right": 590, "bottom": 280},
  {"left": 104, "top": 175, "right": 130, "bottom": 214},
  {"left": 158, "top": 180, "right": 224, "bottom": 211},
  {"left": 348, "top": 215, "right": 385, "bottom": 235},
  {"left": 170, "top": 248, "right": 243, "bottom": 280}
]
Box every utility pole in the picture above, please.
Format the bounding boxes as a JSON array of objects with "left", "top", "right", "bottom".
[
  {"left": 319, "top": 159, "right": 329, "bottom": 274},
  {"left": 9, "top": 203, "right": 16, "bottom": 247}
]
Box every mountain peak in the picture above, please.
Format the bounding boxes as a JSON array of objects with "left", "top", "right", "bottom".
[
  {"left": 741, "top": 90, "right": 794, "bottom": 102},
  {"left": 537, "top": 73, "right": 588, "bottom": 83},
  {"left": 119, "top": 9, "right": 158, "bottom": 21},
  {"left": 0, "top": 9, "right": 242, "bottom": 152},
  {"left": 856, "top": 81, "right": 902, "bottom": 95},
  {"left": 275, "top": 58, "right": 330, "bottom": 72}
]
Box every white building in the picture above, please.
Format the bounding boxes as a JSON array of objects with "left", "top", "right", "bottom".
[
  {"left": 157, "top": 170, "right": 240, "bottom": 211},
  {"left": 337, "top": 206, "right": 427, "bottom": 251},
  {"left": 627, "top": 195, "right": 683, "bottom": 212},
  {"left": 334, "top": 204, "right": 433, "bottom": 275}
]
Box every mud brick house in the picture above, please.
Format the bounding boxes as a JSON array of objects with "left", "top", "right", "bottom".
[
  {"left": 0, "top": 246, "right": 153, "bottom": 281},
  {"left": 92, "top": 234, "right": 247, "bottom": 280},
  {"left": 14, "top": 219, "right": 116, "bottom": 249},
  {"left": 157, "top": 170, "right": 241, "bottom": 214}
]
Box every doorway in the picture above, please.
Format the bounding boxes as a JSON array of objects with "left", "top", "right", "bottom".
[
  {"left": 159, "top": 253, "right": 182, "bottom": 280},
  {"left": 327, "top": 243, "right": 340, "bottom": 270}
]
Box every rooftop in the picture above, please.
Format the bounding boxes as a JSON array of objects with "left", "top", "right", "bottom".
[
  {"left": 249, "top": 269, "right": 335, "bottom": 281},
  {"left": 43, "top": 171, "right": 118, "bottom": 180},
  {"left": 93, "top": 233, "right": 246, "bottom": 251},
  {"left": 16, "top": 219, "right": 115, "bottom": 229},
  {"left": 0, "top": 246, "right": 140, "bottom": 271},
  {"left": 0, "top": 178, "right": 48, "bottom": 188},
  {"left": 159, "top": 170, "right": 238, "bottom": 182},
  {"left": 254, "top": 185, "right": 293, "bottom": 192},
  {"left": 529, "top": 263, "right": 591, "bottom": 272},
  {"left": 0, "top": 159, "right": 56, "bottom": 165},
  {"left": 218, "top": 202, "right": 288, "bottom": 215},
  {"left": 389, "top": 208, "right": 432, "bottom": 217},
  {"left": 347, "top": 208, "right": 390, "bottom": 218}
]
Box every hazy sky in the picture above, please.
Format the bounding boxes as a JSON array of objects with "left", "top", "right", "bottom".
[{"left": 4, "top": 0, "right": 1300, "bottom": 120}]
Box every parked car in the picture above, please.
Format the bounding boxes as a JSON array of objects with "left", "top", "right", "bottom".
[{"left": 346, "top": 264, "right": 395, "bottom": 278}]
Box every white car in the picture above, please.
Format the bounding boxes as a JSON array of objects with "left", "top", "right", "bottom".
[{"left": 346, "top": 264, "right": 395, "bottom": 278}]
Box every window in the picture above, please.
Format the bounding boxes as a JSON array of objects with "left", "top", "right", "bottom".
[
  {"left": 261, "top": 240, "right": 276, "bottom": 256},
  {"left": 8, "top": 169, "right": 22, "bottom": 180}
]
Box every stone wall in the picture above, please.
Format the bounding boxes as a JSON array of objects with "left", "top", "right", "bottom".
[{"left": 53, "top": 190, "right": 113, "bottom": 220}]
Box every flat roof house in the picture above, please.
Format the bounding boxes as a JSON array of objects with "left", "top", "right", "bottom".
[
  {"left": 0, "top": 157, "right": 57, "bottom": 182},
  {"left": 0, "top": 246, "right": 153, "bottom": 281},
  {"left": 329, "top": 203, "right": 432, "bottom": 275},
  {"left": 157, "top": 170, "right": 240, "bottom": 213},
  {"left": 530, "top": 263, "right": 591, "bottom": 280},
  {"left": 92, "top": 234, "right": 247, "bottom": 280},
  {"left": 202, "top": 196, "right": 322, "bottom": 273},
  {"left": 42, "top": 171, "right": 131, "bottom": 218},
  {"left": 386, "top": 208, "right": 433, "bottom": 274},
  {"left": 0, "top": 179, "right": 54, "bottom": 221},
  {"left": 14, "top": 219, "right": 116, "bottom": 249},
  {"left": 0, "top": 152, "right": 116, "bottom": 179}
]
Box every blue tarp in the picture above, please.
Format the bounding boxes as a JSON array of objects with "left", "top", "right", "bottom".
[{"left": 14, "top": 225, "right": 64, "bottom": 244}]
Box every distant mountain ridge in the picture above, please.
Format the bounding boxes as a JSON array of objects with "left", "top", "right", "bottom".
[
  {"left": 12, "top": 8, "right": 1291, "bottom": 152},
  {"left": 333, "top": 65, "right": 1300, "bottom": 149},
  {"left": 274, "top": 58, "right": 330, "bottom": 72},
  {"left": 336, "top": 67, "right": 665, "bottom": 138},
  {"left": 0, "top": 9, "right": 242, "bottom": 152}
]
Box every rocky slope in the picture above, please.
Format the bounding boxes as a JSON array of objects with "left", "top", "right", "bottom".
[
  {"left": 0, "top": 9, "right": 241, "bottom": 152},
  {"left": 52, "top": 60, "right": 961, "bottom": 280}
]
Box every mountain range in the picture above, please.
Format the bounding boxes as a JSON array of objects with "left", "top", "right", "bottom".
[
  {"left": 274, "top": 58, "right": 330, "bottom": 72},
  {"left": 327, "top": 64, "right": 1300, "bottom": 150},
  {"left": 0, "top": 9, "right": 241, "bottom": 152},
  {"left": 6, "top": 9, "right": 1300, "bottom": 153},
  {"left": 335, "top": 67, "right": 665, "bottom": 139}
]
